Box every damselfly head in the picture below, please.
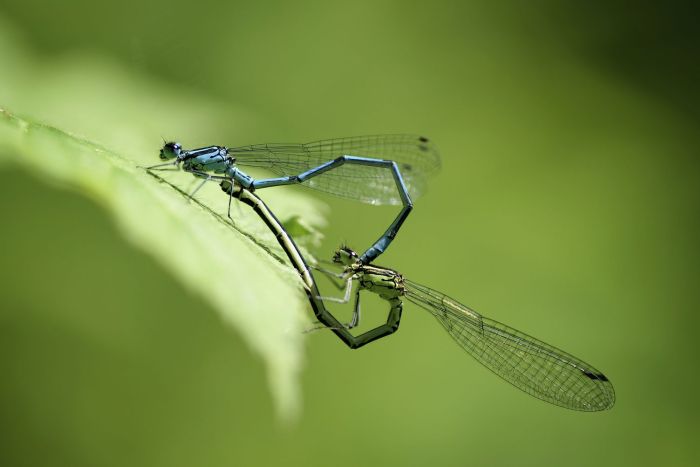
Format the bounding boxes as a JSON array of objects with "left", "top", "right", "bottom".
[
  {"left": 333, "top": 246, "right": 359, "bottom": 266},
  {"left": 160, "top": 142, "right": 183, "bottom": 160}
]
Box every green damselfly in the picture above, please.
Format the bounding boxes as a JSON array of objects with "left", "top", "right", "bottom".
[{"left": 315, "top": 246, "right": 615, "bottom": 411}]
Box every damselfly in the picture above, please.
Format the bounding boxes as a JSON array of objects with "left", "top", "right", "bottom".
[
  {"left": 315, "top": 246, "right": 615, "bottom": 411},
  {"left": 149, "top": 135, "right": 440, "bottom": 263}
]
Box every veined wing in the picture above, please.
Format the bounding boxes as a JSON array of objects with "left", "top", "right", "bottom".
[
  {"left": 404, "top": 279, "right": 615, "bottom": 411},
  {"left": 230, "top": 134, "right": 440, "bottom": 205}
]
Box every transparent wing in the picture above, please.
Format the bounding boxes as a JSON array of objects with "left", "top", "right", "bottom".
[
  {"left": 230, "top": 134, "right": 440, "bottom": 205},
  {"left": 404, "top": 279, "right": 615, "bottom": 411}
]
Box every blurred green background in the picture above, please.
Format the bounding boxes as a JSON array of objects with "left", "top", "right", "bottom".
[{"left": 1, "top": 1, "right": 698, "bottom": 466}]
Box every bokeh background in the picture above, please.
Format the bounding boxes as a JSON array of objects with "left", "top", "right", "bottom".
[{"left": 1, "top": 1, "right": 699, "bottom": 466}]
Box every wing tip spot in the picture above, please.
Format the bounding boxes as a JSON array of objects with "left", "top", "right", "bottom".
[
  {"left": 583, "top": 370, "right": 609, "bottom": 382},
  {"left": 418, "top": 136, "right": 430, "bottom": 152}
]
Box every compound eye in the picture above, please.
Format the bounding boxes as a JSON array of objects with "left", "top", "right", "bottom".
[{"left": 160, "top": 142, "right": 183, "bottom": 160}]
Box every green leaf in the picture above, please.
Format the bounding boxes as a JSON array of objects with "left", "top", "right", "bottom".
[
  {"left": 282, "top": 215, "right": 326, "bottom": 250},
  {"left": 0, "top": 20, "right": 331, "bottom": 419},
  {"left": 0, "top": 20, "right": 334, "bottom": 419},
  {"left": 0, "top": 108, "right": 316, "bottom": 418},
  {"left": 0, "top": 107, "right": 320, "bottom": 419}
]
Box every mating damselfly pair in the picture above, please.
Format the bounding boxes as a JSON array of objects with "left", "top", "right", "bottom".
[{"left": 147, "top": 134, "right": 615, "bottom": 412}]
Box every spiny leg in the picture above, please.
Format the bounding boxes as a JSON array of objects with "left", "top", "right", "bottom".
[
  {"left": 342, "top": 297, "right": 402, "bottom": 348},
  {"left": 145, "top": 160, "right": 179, "bottom": 171},
  {"left": 186, "top": 169, "right": 229, "bottom": 182},
  {"left": 226, "top": 179, "right": 236, "bottom": 220},
  {"left": 218, "top": 178, "right": 246, "bottom": 221},
  {"left": 188, "top": 175, "right": 211, "bottom": 200},
  {"left": 302, "top": 322, "right": 346, "bottom": 334},
  {"left": 347, "top": 287, "right": 362, "bottom": 330},
  {"left": 304, "top": 286, "right": 360, "bottom": 333},
  {"left": 315, "top": 274, "right": 354, "bottom": 304},
  {"left": 189, "top": 170, "right": 238, "bottom": 204},
  {"left": 311, "top": 265, "right": 351, "bottom": 290}
]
